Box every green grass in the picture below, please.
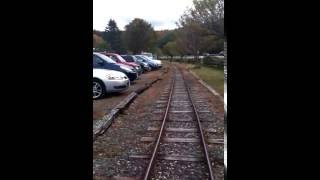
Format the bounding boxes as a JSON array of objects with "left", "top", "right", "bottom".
[{"left": 186, "top": 64, "right": 224, "bottom": 95}]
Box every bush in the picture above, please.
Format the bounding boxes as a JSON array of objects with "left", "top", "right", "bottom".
[{"left": 202, "top": 56, "right": 225, "bottom": 68}]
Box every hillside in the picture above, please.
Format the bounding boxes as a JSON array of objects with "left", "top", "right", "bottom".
[{"left": 93, "top": 33, "right": 105, "bottom": 48}]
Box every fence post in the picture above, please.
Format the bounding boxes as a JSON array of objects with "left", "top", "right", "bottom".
[{"left": 224, "top": 40, "right": 227, "bottom": 66}]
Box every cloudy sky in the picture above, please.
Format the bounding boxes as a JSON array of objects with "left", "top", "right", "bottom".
[{"left": 93, "top": 0, "right": 194, "bottom": 31}]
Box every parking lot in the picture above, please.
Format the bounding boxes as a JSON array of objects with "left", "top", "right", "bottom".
[{"left": 93, "top": 62, "right": 170, "bottom": 121}]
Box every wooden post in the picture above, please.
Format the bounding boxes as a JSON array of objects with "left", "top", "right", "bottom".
[{"left": 224, "top": 40, "right": 227, "bottom": 66}]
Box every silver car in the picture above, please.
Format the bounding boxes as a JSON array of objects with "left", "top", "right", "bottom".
[
  {"left": 93, "top": 68, "right": 130, "bottom": 99},
  {"left": 140, "top": 55, "right": 162, "bottom": 67}
]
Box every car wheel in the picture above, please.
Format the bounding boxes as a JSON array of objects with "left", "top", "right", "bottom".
[{"left": 93, "top": 79, "right": 106, "bottom": 99}]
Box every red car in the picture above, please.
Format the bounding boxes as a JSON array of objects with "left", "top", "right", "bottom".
[{"left": 101, "top": 52, "right": 142, "bottom": 74}]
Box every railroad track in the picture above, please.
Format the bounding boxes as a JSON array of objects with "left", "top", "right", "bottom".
[{"left": 130, "top": 67, "right": 224, "bottom": 180}]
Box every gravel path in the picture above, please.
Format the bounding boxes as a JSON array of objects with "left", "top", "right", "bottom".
[{"left": 93, "top": 63, "right": 224, "bottom": 179}]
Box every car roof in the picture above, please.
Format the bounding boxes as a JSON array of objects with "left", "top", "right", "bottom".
[{"left": 105, "top": 53, "right": 118, "bottom": 55}]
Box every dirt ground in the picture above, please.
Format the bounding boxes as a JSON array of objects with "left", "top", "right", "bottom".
[
  {"left": 93, "top": 63, "right": 170, "bottom": 121},
  {"left": 93, "top": 62, "right": 224, "bottom": 179}
]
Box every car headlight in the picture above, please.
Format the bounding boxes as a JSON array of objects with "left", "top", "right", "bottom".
[
  {"left": 120, "top": 66, "right": 133, "bottom": 72},
  {"left": 106, "top": 74, "right": 124, "bottom": 80}
]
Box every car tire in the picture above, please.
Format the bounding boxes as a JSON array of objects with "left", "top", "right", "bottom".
[{"left": 93, "top": 78, "right": 106, "bottom": 99}]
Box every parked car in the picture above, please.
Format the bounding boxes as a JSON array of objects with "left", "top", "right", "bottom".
[
  {"left": 93, "top": 68, "right": 130, "bottom": 99},
  {"left": 121, "top": 55, "right": 151, "bottom": 72},
  {"left": 218, "top": 51, "right": 224, "bottom": 56},
  {"left": 101, "top": 52, "right": 143, "bottom": 75},
  {"left": 134, "top": 55, "right": 159, "bottom": 70},
  {"left": 140, "top": 55, "right": 162, "bottom": 68},
  {"left": 93, "top": 52, "right": 138, "bottom": 81},
  {"left": 141, "top": 52, "right": 154, "bottom": 59}
]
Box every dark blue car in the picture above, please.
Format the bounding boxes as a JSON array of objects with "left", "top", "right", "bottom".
[{"left": 93, "top": 53, "right": 138, "bottom": 81}]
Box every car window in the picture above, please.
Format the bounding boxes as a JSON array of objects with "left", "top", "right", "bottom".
[
  {"left": 121, "top": 55, "right": 127, "bottom": 60},
  {"left": 135, "top": 56, "right": 144, "bottom": 61},
  {"left": 115, "top": 55, "right": 127, "bottom": 63},
  {"left": 141, "top": 55, "right": 152, "bottom": 61},
  {"left": 110, "top": 55, "right": 117, "bottom": 61},
  {"left": 93, "top": 56, "right": 98, "bottom": 67},
  {"left": 126, "top": 56, "right": 134, "bottom": 62},
  {"left": 138, "top": 55, "right": 151, "bottom": 61},
  {"left": 94, "top": 53, "right": 117, "bottom": 64},
  {"left": 93, "top": 55, "right": 103, "bottom": 67},
  {"left": 132, "top": 56, "right": 138, "bottom": 61},
  {"left": 133, "top": 57, "right": 138, "bottom": 62},
  {"left": 121, "top": 56, "right": 127, "bottom": 60}
]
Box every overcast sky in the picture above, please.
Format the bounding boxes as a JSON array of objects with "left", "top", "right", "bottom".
[{"left": 93, "top": 0, "right": 194, "bottom": 31}]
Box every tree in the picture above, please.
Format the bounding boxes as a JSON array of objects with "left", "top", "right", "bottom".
[
  {"left": 174, "top": 0, "right": 225, "bottom": 57},
  {"left": 93, "top": 34, "right": 110, "bottom": 51},
  {"left": 176, "top": 20, "right": 209, "bottom": 60},
  {"left": 155, "top": 47, "right": 164, "bottom": 57},
  {"left": 157, "top": 30, "right": 175, "bottom": 48},
  {"left": 123, "top": 18, "right": 156, "bottom": 54},
  {"left": 162, "top": 41, "right": 178, "bottom": 58},
  {"left": 93, "top": 29, "right": 103, "bottom": 37},
  {"left": 96, "top": 41, "right": 110, "bottom": 51},
  {"left": 93, "top": 34, "right": 104, "bottom": 47},
  {"left": 104, "top": 19, "right": 122, "bottom": 53},
  {"left": 186, "top": 0, "right": 224, "bottom": 38}
]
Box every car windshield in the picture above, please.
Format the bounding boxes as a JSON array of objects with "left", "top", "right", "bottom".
[
  {"left": 140, "top": 55, "right": 153, "bottom": 61},
  {"left": 134, "top": 56, "right": 143, "bottom": 62},
  {"left": 135, "top": 55, "right": 146, "bottom": 61},
  {"left": 116, "top": 54, "right": 128, "bottom": 63},
  {"left": 142, "top": 53, "right": 153, "bottom": 59},
  {"left": 123, "top": 56, "right": 134, "bottom": 62},
  {"left": 132, "top": 56, "right": 139, "bottom": 62},
  {"left": 95, "top": 53, "right": 116, "bottom": 64}
]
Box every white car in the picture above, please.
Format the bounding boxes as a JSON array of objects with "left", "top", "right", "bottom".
[{"left": 93, "top": 69, "right": 130, "bottom": 99}]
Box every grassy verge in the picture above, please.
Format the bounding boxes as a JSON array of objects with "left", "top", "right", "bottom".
[{"left": 186, "top": 63, "right": 224, "bottom": 95}]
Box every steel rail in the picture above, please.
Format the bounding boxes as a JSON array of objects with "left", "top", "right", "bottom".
[
  {"left": 143, "top": 73, "right": 176, "bottom": 180},
  {"left": 181, "top": 68, "right": 215, "bottom": 180}
]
